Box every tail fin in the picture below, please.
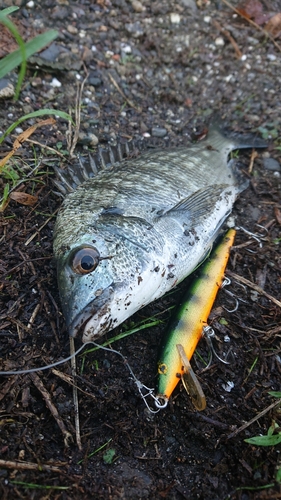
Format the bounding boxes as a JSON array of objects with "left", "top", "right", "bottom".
[{"left": 208, "top": 118, "right": 268, "bottom": 151}]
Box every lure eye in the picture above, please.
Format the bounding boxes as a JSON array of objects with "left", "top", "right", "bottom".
[{"left": 71, "top": 247, "right": 100, "bottom": 274}]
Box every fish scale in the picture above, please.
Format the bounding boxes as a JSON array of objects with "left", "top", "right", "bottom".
[{"left": 53, "top": 122, "right": 266, "bottom": 342}]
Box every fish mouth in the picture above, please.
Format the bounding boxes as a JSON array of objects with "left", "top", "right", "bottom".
[{"left": 67, "top": 287, "right": 115, "bottom": 341}]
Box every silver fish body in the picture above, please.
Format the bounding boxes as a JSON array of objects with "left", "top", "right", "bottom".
[{"left": 53, "top": 124, "right": 266, "bottom": 342}]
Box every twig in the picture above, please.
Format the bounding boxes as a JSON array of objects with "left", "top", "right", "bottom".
[
  {"left": 227, "top": 398, "right": 281, "bottom": 439},
  {"left": 27, "top": 303, "right": 40, "bottom": 329},
  {"left": 248, "top": 150, "right": 258, "bottom": 174},
  {"left": 226, "top": 270, "right": 281, "bottom": 308},
  {"left": 194, "top": 413, "right": 235, "bottom": 430},
  {"left": 70, "top": 337, "right": 82, "bottom": 450},
  {"left": 0, "top": 459, "right": 66, "bottom": 472},
  {"left": 67, "top": 68, "right": 88, "bottom": 157},
  {"left": 25, "top": 138, "right": 66, "bottom": 158},
  {"left": 213, "top": 19, "right": 242, "bottom": 58},
  {"left": 108, "top": 72, "right": 141, "bottom": 111},
  {"left": 0, "top": 376, "right": 18, "bottom": 402},
  {"left": 29, "top": 372, "right": 72, "bottom": 447},
  {"left": 25, "top": 208, "right": 59, "bottom": 246},
  {"left": 51, "top": 368, "right": 97, "bottom": 401},
  {"left": 247, "top": 325, "right": 281, "bottom": 336},
  {"left": 221, "top": 0, "right": 281, "bottom": 53}
]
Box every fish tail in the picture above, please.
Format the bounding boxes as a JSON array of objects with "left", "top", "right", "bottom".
[{"left": 208, "top": 118, "right": 268, "bottom": 150}]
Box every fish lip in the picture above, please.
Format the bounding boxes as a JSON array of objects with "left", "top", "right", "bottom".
[{"left": 67, "top": 287, "right": 114, "bottom": 339}]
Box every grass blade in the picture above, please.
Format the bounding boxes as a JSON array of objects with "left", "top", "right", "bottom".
[
  {"left": 0, "top": 30, "right": 58, "bottom": 79},
  {"left": 0, "top": 109, "right": 73, "bottom": 145},
  {"left": 0, "top": 7, "right": 19, "bottom": 17}
]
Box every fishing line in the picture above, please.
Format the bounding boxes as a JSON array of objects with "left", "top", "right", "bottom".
[
  {"left": 0, "top": 339, "right": 162, "bottom": 413},
  {"left": 86, "top": 341, "right": 161, "bottom": 414},
  {"left": 0, "top": 343, "right": 87, "bottom": 376}
]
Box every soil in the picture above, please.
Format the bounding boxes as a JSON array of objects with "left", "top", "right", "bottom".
[{"left": 0, "top": 0, "right": 281, "bottom": 499}]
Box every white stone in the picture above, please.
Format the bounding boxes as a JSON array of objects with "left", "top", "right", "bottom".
[
  {"left": 50, "top": 78, "right": 62, "bottom": 87},
  {"left": 215, "top": 36, "right": 225, "bottom": 47},
  {"left": 224, "top": 74, "right": 233, "bottom": 82},
  {"left": 222, "top": 381, "right": 234, "bottom": 392},
  {"left": 170, "top": 13, "right": 181, "bottom": 24},
  {"left": 120, "top": 43, "right": 132, "bottom": 54},
  {"left": 267, "top": 54, "right": 277, "bottom": 61}
]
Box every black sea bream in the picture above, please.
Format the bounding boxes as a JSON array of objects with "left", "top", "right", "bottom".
[{"left": 53, "top": 123, "right": 266, "bottom": 342}]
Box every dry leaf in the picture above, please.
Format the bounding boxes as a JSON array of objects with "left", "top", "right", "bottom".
[
  {"left": 265, "top": 13, "right": 281, "bottom": 39},
  {"left": 237, "top": 0, "right": 270, "bottom": 25},
  {"left": 10, "top": 192, "right": 38, "bottom": 206},
  {"left": 0, "top": 118, "right": 56, "bottom": 170}
]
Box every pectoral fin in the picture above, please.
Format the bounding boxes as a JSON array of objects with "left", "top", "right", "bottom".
[{"left": 160, "top": 184, "right": 234, "bottom": 222}]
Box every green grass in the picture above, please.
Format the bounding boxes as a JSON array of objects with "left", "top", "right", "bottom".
[
  {"left": 10, "top": 481, "right": 69, "bottom": 490},
  {"left": 244, "top": 392, "right": 281, "bottom": 485},
  {"left": 0, "top": 6, "right": 57, "bottom": 99},
  {"left": 81, "top": 316, "right": 162, "bottom": 360},
  {"left": 0, "top": 109, "right": 72, "bottom": 146}
]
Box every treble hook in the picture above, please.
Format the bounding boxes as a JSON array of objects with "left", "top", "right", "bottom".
[
  {"left": 221, "top": 276, "right": 248, "bottom": 313},
  {"left": 235, "top": 224, "right": 268, "bottom": 249},
  {"left": 202, "top": 326, "right": 232, "bottom": 370}
]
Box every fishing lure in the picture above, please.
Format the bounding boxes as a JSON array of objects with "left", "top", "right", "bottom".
[{"left": 156, "top": 228, "right": 236, "bottom": 409}]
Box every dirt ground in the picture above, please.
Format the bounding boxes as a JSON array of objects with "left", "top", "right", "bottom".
[{"left": 0, "top": 0, "right": 281, "bottom": 499}]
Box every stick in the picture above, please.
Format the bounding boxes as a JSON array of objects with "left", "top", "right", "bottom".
[
  {"left": 213, "top": 19, "right": 242, "bottom": 58},
  {"left": 227, "top": 399, "right": 281, "bottom": 439},
  {"left": 70, "top": 337, "right": 82, "bottom": 450},
  {"left": 0, "top": 459, "right": 65, "bottom": 472},
  {"left": 29, "top": 372, "right": 72, "bottom": 446},
  {"left": 226, "top": 270, "right": 281, "bottom": 308},
  {"left": 221, "top": 0, "right": 281, "bottom": 53}
]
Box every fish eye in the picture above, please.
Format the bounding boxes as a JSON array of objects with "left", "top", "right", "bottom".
[{"left": 71, "top": 247, "right": 100, "bottom": 274}]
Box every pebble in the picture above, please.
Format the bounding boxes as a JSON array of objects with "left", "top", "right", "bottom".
[
  {"left": 67, "top": 25, "right": 78, "bottom": 34},
  {"left": 263, "top": 157, "right": 281, "bottom": 172},
  {"left": 120, "top": 43, "right": 132, "bottom": 54},
  {"left": 50, "top": 78, "right": 62, "bottom": 88},
  {"left": 0, "top": 79, "right": 15, "bottom": 99},
  {"left": 151, "top": 127, "right": 167, "bottom": 138},
  {"left": 88, "top": 76, "right": 102, "bottom": 87},
  {"left": 170, "top": 13, "right": 181, "bottom": 24},
  {"left": 267, "top": 54, "right": 277, "bottom": 61},
  {"left": 180, "top": 0, "right": 197, "bottom": 10},
  {"left": 78, "top": 132, "right": 99, "bottom": 147},
  {"left": 125, "top": 22, "right": 144, "bottom": 38},
  {"left": 215, "top": 37, "right": 225, "bottom": 47},
  {"left": 130, "top": 0, "right": 145, "bottom": 13},
  {"left": 222, "top": 381, "right": 234, "bottom": 392}
]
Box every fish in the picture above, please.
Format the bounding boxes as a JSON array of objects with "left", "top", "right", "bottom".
[
  {"left": 53, "top": 122, "right": 266, "bottom": 343},
  {"left": 156, "top": 228, "right": 236, "bottom": 406}
]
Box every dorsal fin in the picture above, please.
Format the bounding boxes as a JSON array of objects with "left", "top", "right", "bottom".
[{"left": 52, "top": 140, "right": 142, "bottom": 195}]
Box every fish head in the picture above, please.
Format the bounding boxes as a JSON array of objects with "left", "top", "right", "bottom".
[{"left": 55, "top": 219, "right": 164, "bottom": 343}]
